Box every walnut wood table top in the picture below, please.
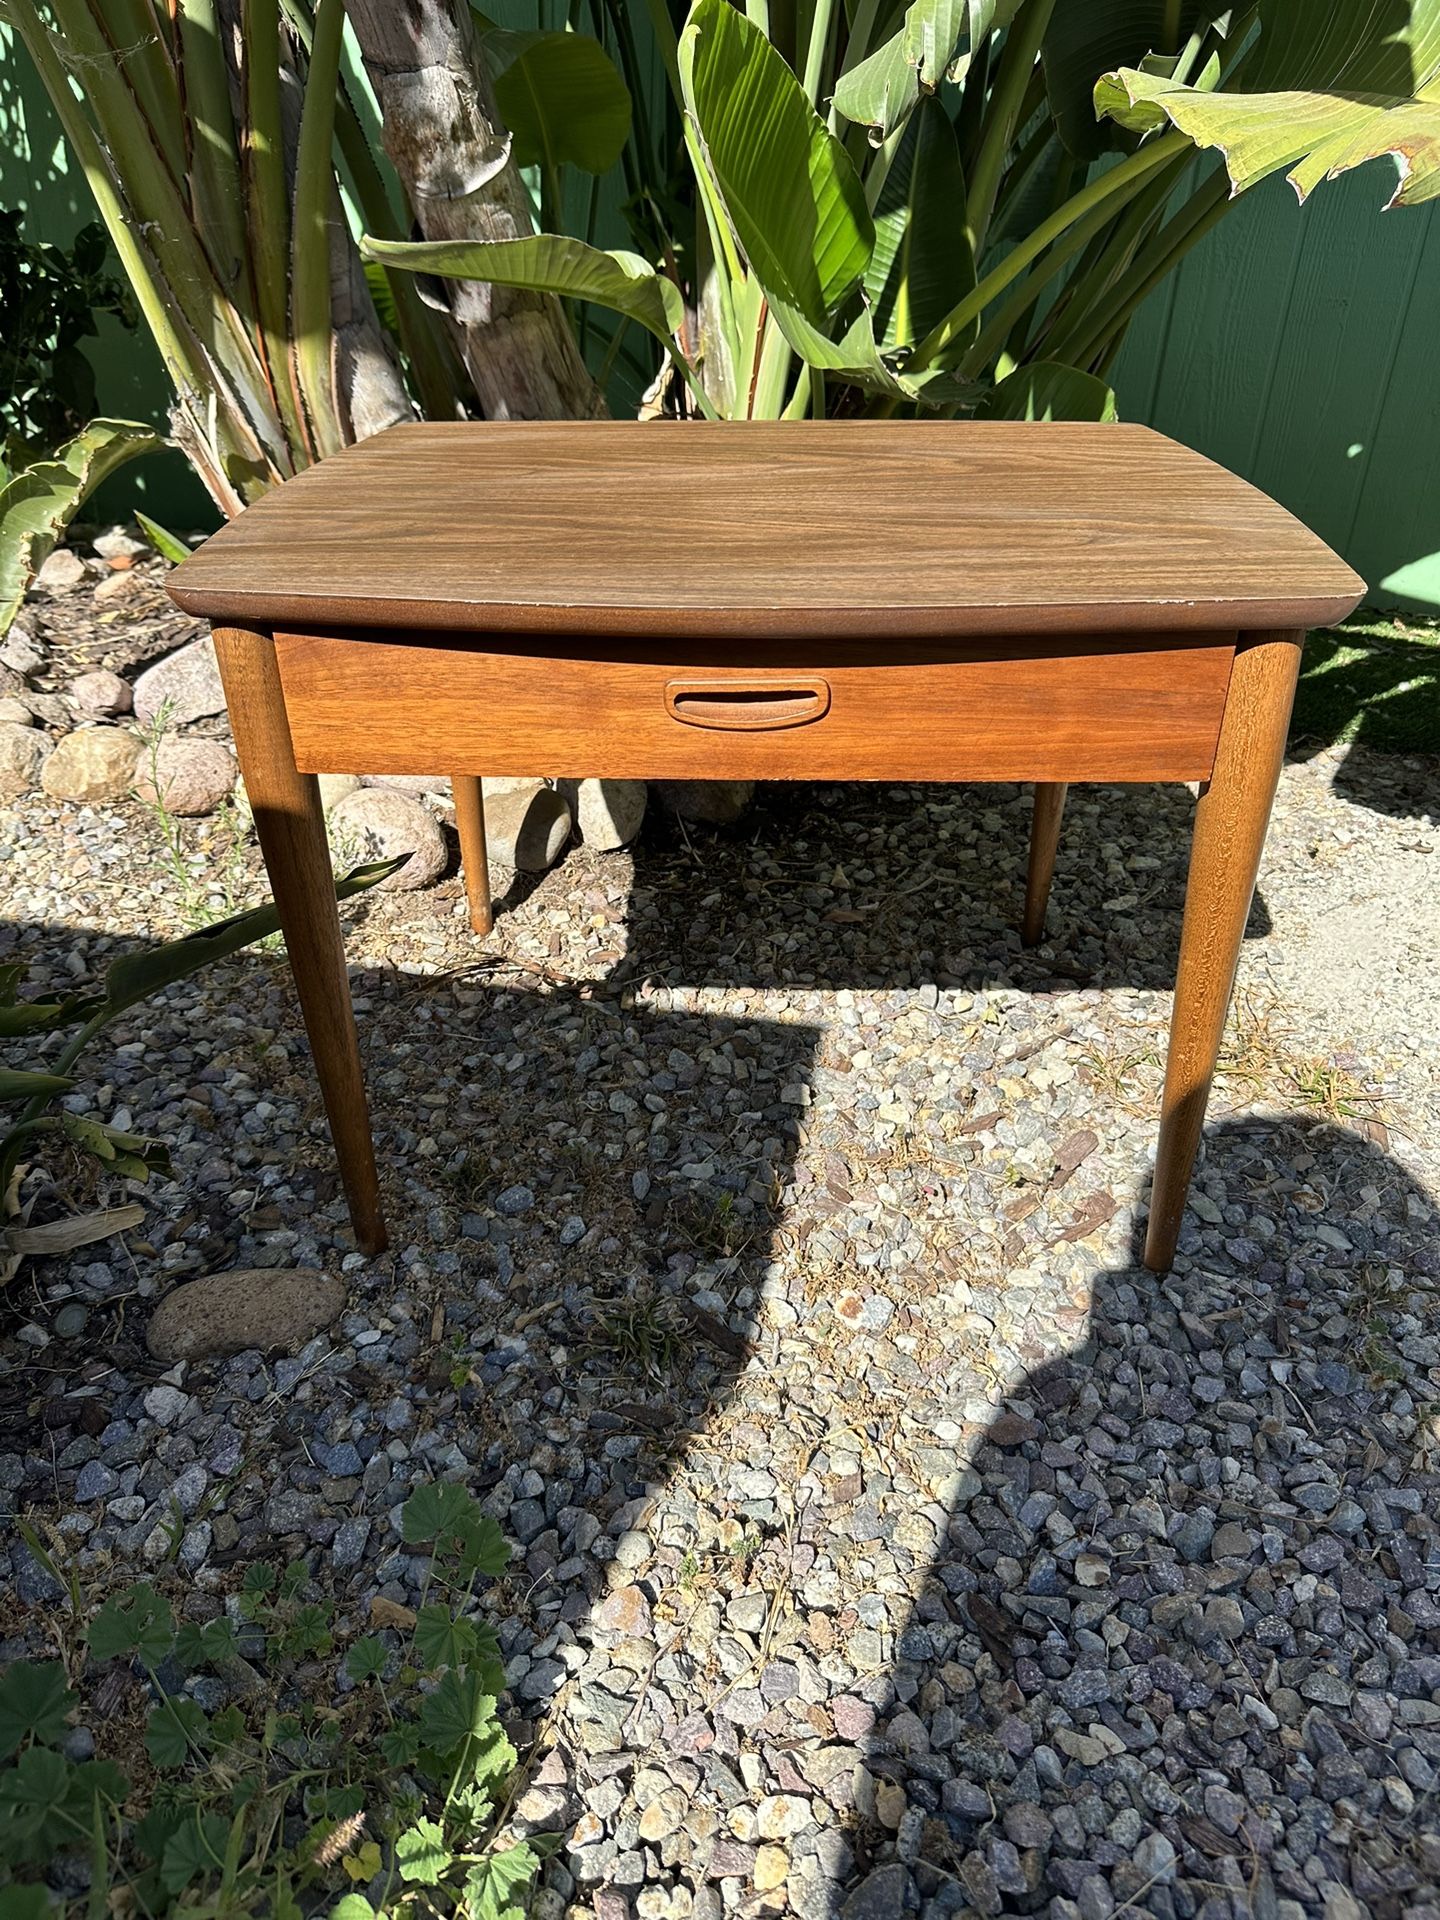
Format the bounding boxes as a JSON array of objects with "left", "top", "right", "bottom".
[{"left": 169, "top": 420, "right": 1363, "bottom": 641}]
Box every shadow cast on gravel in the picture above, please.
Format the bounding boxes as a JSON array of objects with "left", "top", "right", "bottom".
[
  {"left": 823, "top": 1117, "right": 1440, "bottom": 1920},
  {"left": 613, "top": 778, "right": 1272, "bottom": 1006}
]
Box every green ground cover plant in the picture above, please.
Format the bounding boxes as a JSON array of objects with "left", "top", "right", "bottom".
[{"left": 0, "top": 1483, "right": 555, "bottom": 1920}]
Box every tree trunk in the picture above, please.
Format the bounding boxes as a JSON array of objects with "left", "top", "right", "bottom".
[{"left": 343, "top": 0, "right": 606, "bottom": 421}]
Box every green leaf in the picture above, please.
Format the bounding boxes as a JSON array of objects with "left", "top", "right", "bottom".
[
  {"left": 345, "top": 1636, "right": 389, "bottom": 1684},
  {"left": 1044, "top": 0, "right": 1213, "bottom": 161},
  {"left": 362, "top": 233, "right": 683, "bottom": 350},
  {"left": 763, "top": 298, "right": 985, "bottom": 408},
  {"left": 395, "top": 1817, "right": 451, "bottom": 1886},
  {"left": 463, "top": 1842, "right": 539, "bottom": 1920},
  {"left": 330, "top": 1899, "right": 376, "bottom": 1920},
  {"left": 401, "top": 1482, "right": 510, "bottom": 1580},
  {"left": 681, "top": 0, "right": 873, "bottom": 326},
  {"left": 413, "top": 1605, "right": 477, "bottom": 1672},
  {"left": 1096, "top": 0, "right": 1440, "bottom": 208},
  {"left": 866, "top": 96, "right": 976, "bottom": 351},
  {"left": 134, "top": 509, "right": 193, "bottom": 566},
  {"left": 173, "top": 1617, "right": 238, "bottom": 1670},
  {"left": 834, "top": 0, "right": 1021, "bottom": 141},
  {"left": 0, "top": 993, "right": 99, "bottom": 1038},
  {"left": 0, "top": 419, "right": 162, "bottom": 635},
  {"left": 0, "top": 1661, "right": 75, "bottom": 1759},
  {"left": 0, "top": 1746, "right": 74, "bottom": 1862},
  {"left": 478, "top": 22, "right": 632, "bottom": 175},
  {"left": 159, "top": 1809, "right": 230, "bottom": 1894},
  {"left": 144, "top": 1697, "right": 209, "bottom": 1769},
  {"left": 0, "top": 1885, "right": 52, "bottom": 1920},
  {"left": 416, "top": 1670, "right": 497, "bottom": 1757},
  {"left": 378, "top": 1721, "right": 422, "bottom": 1769},
  {"left": 0, "top": 1070, "right": 74, "bottom": 1105},
  {"left": 88, "top": 1583, "right": 174, "bottom": 1666},
  {"left": 59, "top": 1113, "right": 169, "bottom": 1184},
  {"left": 977, "top": 360, "right": 1119, "bottom": 420}
]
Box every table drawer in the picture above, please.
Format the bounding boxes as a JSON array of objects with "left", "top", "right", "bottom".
[{"left": 274, "top": 631, "right": 1237, "bottom": 783}]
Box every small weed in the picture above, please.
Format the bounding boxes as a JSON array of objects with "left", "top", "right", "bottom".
[
  {"left": 671, "top": 1190, "right": 754, "bottom": 1260},
  {"left": 586, "top": 1291, "right": 685, "bottom": 1382}
]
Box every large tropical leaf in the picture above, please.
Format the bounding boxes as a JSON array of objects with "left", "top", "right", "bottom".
[
  {"left": 0, "top": 420, "right": 162, "bottom": 634},
  {"left": 475, "top": 19, "right": 632, "bottom": 175},
  {"left": 834, "top": 0, "right": 1023, "bottom": 142},
  {"left": 1044, "top": 0, "right": 1216, "bottom": 160},
  {"left": 866, "top": 96, "right": 976, "bottom": 350},
  {"left": 765, "top": 298, "right": 984, "bottom": 407},
  {"left": 680, "top": 0, "right": 873, "bottom": 327},
  {"left": 977, "top": 359, "right": 1119, "bottom": 419},
  {"left": 1096, "top": 0, "right": 1440, "bottom": 207},
  {"left": 362, "top": 235, "right": 684, "bottom": 348}
]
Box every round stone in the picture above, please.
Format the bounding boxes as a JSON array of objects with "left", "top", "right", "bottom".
[
  {"left": 329, "top": 787, "right": 447, "bottom": 889},
  {"left": 0, "top": 721, "right": 53, "bottom": 797},
  {"left": 40, "top": 726, "right": 142, "bottom": 803},
  {"left": 66, "top": 669, "right": 132, "bottom": 717},
  {"left": 146, "top": 1268, "right": 348, "bottom": 1363},
  {"left": 134, "top": 737, "right": 237, "bottom": 814}
]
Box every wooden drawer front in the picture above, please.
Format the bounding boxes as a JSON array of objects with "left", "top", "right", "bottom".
[{"left": 275, "top": 631, "right": 1236, "bottom": 783}]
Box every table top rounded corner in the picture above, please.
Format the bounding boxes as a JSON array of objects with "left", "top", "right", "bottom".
[{"left": 167, "top": 419, "right": 1367, "bottom": 642}]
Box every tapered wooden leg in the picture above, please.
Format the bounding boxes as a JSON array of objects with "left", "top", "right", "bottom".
[
  {"left": 1144, "top": 632, "right": 1302, "bottom": 1273},
  {"left": 1022, "top": 782, "right": 1067, "bottom": 946},
  {"left": 452, "top": 775, "right": 493, "bottom": 935},
  {"left": 212, "top": 626, "right": 387, "bottom": 1255}
]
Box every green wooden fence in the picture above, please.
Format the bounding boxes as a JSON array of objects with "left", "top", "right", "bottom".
[{"left": 3, "top": 19, "right": 1436, "bottom": 613}]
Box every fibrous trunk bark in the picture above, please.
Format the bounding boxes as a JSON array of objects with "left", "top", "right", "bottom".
[{"left": 342, "top": 0, "right": 606, "bottom": 420}]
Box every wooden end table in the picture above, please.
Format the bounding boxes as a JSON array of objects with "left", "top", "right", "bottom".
[{"left": 168, "top": 421, "right": 1363, "bottom": 1273}]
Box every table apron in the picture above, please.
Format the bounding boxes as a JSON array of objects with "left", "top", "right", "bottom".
[{"left": 273, "top": 629, "right": 1238, "bottom": 785}]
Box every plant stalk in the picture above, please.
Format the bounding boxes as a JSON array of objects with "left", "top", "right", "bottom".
[
  {"left": 965, "top": 0, "right": 1057, "bottom": 259},
  {"left": 914, "top": 129, "right": 1188, "bottom": 369}
]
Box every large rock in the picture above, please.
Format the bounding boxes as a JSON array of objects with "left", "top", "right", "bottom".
[
  {"left": 654, "top": 779, "right": 754, "bottom": 824},
  {"left": 317, "top": 772, "right": 362, "bottom": 811},
  {"left": 362, "top": 773, "right": 452, "bottom": 798},
  {"left": 134, "top": 737, "right": 237, "bottom": 815},
  {"left": 40, "top": 727, "right": 141, "bottom": 803},
  {"left": 147, "top": 1267, "right": 347, "bottom": 1363},
  {"left": 133, "top": 635, "right": 227, "bottom": 726},
  {"left": 0, "top": 722, "right": 53, "bottom": 797},
  {"left": 34, "top": 547, "right": 86, "bottom": 591},
  {"left": 66, "top": 668, "right": 132, "bottom": 718},
  {"left": 558, "top": 777, "right": 647, "bottom": 850},
  {"left": 329, "top": 787, "right": 447, "bottom": 889},
  {"left": 481, "top": 781, "right": 571, "bottom": 872},
  {"left": 0, "top": 626, "right": 45, "bottom": 674},
  {"left": 0, "top": 699, "right": 31, "bottom": 727}
]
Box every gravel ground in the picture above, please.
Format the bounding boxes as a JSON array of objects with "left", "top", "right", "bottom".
[{"left": 1, "top": 603, "right": 1437, "bottom": 1920}]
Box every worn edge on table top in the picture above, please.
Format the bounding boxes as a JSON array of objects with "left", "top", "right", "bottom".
[{"left": 168, "top": 421, "right": 1367, "bottom": 640}]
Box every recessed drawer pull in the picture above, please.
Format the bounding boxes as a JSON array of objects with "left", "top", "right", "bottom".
[{"left": 664, "top": 678, "right": 831, "bottom": 731}]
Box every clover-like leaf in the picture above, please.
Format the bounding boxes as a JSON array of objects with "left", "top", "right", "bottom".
[
  {"left": 416, "top": 1670, "right": 496, "bottom": 1758},
  {"left": 395, "top": 1817, "right": 450, "bottom": 1886},
  {"left": 0, "top": 1661, "right": 75, "bottom": 1759},
  {"left": 345, "top": 1636, "right": 389, "bottom": 1684},
  {"left": 0, "top": 1746, "right": 73, "bottom": 1862},
  {"left": 173, "top": 1617, "right": 238, "bottom": 1670},
  {"left": 144, "top": 1697, "right": 208, "bottom": 1769},
  {"left": 413, "top": 1606, "right": 476, "bottom": 1673},
  {"left": 88, "top": 1583, "right": 174, "bottom": 1666},
  {"left": 378, "top": 1721, "right": 422, "bottom": 1770},
  {"left": 402, "top": 1483, "right": 510, "bottom": 1580},
  {"left": 463, "top": 1841, "right": 539, "bottom": 1920},
  {"left": 331, "top": 1899, "right": 376, "bottom": 1920},
  {"left": 158, "top": 1809, "right": 230, "bottom": 1894}
]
